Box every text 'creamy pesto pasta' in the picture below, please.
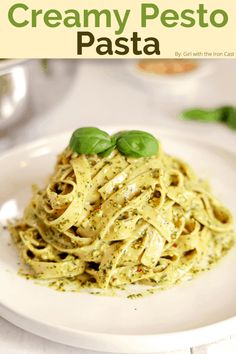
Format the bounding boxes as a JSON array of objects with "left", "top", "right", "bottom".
[{"left": 8, "top": 129, "right": 235, "bottom": 293}]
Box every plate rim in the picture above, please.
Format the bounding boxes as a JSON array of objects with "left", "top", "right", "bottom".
[{"left": 1, "top": 299, "right": 236, "bottom": 353}]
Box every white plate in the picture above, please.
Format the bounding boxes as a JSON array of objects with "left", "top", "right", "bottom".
[{"left": 0, "top": 128, "right": 236, "bottom": 353}]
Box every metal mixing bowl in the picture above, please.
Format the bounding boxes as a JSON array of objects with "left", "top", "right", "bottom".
[
  {"left": 0, "top": 59, "right": 30, "bottom": 130},
  {"left": 0, "top": 59, "right": 78, "bottom": 130}
]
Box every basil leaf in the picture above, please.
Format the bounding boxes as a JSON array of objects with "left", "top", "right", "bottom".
[
  {"left": 116, "top": 130, "right": 158, "bottom": 158},
  {"left": 112, "top": 131, "right": 127, "bottom": 142},
  {"left": 226, "top": 107, "right": 236, "bottom": 130},
  {"left": 181, "top": 105, "right": 236, "bottom": 131},
  {"left": 99, "top": 136, "right": 117, "bottom": 157},
  {"left": 216, "top": 106, "right": 235, "bottom": 122},
  {"left": 69, "top": 127, "right": 114, "bottom": 154},
  {"left": 99, "top": 145, "right": 116, "bottom": 157},
  {"left": 181, "top": 109, "right": 222, "bottom": 122}
]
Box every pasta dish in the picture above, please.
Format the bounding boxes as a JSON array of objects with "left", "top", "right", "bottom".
[{"left": 9, "top": 129, "right": 235, "bottom": 293}]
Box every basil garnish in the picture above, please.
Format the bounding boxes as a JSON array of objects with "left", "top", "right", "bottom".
[
  {"left": 69, "top": 127, "right": 159, "bottom": 158},
  {"left": 116, "top": 130, "right": 159, "bottom": 158},
  {"left": 99, "top": 136, "right": 117, "bottom": 157},
  {"left": 181, "top": 109, "right": 222, "bottom": 122},
  {"left": 225, "top": 107, "right": 236, "bottom": 130},
  {"left": 181, "top": 106, "right": 236, "bottom": 130},
  {"left": 69, "top": 127, "right": 114, "bottom": 154}
]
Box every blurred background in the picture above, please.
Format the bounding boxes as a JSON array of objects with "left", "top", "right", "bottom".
[{"left": 0, "top": 59, "right": 236, "bottom": 153}]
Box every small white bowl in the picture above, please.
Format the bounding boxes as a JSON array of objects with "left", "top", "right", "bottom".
[
  {"left": 126, "top": 59, "right": 214, "bottom": 86},
  {"left": 125, "top": 59, "right": 216, "bottom": 111}
]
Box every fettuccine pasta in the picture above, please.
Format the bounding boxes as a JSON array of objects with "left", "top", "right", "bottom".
[{"left": 9, "top": 143, "right": 235, "bottom": 293}]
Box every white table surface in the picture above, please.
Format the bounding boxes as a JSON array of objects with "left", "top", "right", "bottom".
[{"left": 0, "top": 59, "right": 236, "bottom": 354}]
